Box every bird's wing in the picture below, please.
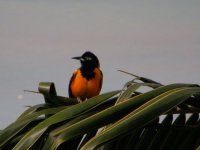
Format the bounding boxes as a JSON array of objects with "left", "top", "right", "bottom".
[
  {"left": 100, "top": 69, "right": 103, "bottom": 91},
  {"left": 68, "top": 70, "right": 78, "bottom": 98}
]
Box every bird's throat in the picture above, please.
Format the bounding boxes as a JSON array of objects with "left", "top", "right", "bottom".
[{"left": 80, "top": 67, "right": 96, "bottom": 80}]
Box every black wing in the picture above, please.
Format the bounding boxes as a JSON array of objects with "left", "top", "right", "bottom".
[
  {"left": 68, "top": 70, "right": 78, "bottom": 98},
  {"left": 99, "top": 69, "right": 103, "bottom": 91}
]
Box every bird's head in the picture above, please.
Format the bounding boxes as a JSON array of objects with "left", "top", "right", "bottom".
[{"left": 72, "top": 51, "right": 100, "bottom": 69}]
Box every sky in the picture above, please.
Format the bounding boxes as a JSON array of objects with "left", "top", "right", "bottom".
[{"left": 0, "top": 0, "right": 200, "bottom": 128}]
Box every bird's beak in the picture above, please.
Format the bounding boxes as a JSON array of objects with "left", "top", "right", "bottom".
[
  {"left": 72, "top": 56, "right": 85, "bottom": 62},
  {"left": 72, "top": 56, "right": 81, "bottom": 60}
]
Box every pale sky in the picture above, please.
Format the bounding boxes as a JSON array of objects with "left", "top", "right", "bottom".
[{"left": 0, "top": 0, "right": 200, "bottom": 128}]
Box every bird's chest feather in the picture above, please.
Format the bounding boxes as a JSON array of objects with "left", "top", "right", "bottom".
[{"left": 71, "top": 69, "right": 101, "bottom": 98}]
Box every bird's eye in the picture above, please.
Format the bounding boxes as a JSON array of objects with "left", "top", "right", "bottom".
[{"left": 85, "top": 57, "right": 92, "bottom": 61}]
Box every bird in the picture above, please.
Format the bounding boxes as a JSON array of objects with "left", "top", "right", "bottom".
[{"left": 68, "top": 51, "right": 103, "bottom": 102}]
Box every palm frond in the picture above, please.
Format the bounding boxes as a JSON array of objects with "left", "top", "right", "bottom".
[{"left": 0, "top": 74, "right": 199, "bottom": 150}]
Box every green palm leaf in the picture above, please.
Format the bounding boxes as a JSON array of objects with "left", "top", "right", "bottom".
[
  {"left": 12, "top": 90, "right": 119, "bottom": 150},
  {"left": 0, "top": 73, "right": 199, "bottom": 150},
  {"left": 81, "top": 87, "right": 200, "bottom": 150}
]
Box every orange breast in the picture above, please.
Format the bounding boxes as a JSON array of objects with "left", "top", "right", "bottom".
[{"left": 70, "top": 68, "right": 102, "bottom": 100}]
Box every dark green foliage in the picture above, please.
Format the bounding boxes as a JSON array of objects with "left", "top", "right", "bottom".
[{"left": 0, "top": 74, "right": 199, "bottom": 150}]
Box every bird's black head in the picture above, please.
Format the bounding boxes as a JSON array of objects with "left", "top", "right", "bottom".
[{"left": 72, "top": 51, "right": 100, "bottom": 70}]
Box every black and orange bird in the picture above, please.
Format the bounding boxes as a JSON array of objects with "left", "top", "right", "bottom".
[{"left": 68, "top": 51, "right": 103, "bottom": 102}]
